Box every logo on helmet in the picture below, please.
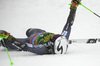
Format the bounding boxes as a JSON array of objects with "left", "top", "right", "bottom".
[{"left": 57, "top": 40, "right": 63, "bottom": 54}]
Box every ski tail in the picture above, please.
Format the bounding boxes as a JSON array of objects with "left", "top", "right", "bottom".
[{"left": 69, "top": 38, "right": 100, "bottom": 44}]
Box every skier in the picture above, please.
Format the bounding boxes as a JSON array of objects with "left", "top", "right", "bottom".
[{"left": 0, "top": 0, "right": 81, "bottom": 54}]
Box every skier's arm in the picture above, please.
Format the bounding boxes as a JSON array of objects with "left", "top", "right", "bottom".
[
  {"left": 61, "top": 9, "right": 76, "bottom": 40},
  {"left": 61, "top": 0, "right": 81, "bottom": 40},
  {"left": 1, "top": 36, "right": 50, "bottom": 54},
  {"left": 0, "top": 30, "right": 51, "bottom": 54},
  {"left": 25, "top": 43, "right": 51, "bottom": 54}
]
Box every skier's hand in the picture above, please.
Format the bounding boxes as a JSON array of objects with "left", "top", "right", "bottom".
[
  {"left": 0, "top": 30, "right": 10, "bottom": 37},
  {"left": 0, "top": 30, "right": 15, "bottom": 43},
  {"left": 70, "top": 0, "right": 81, "bottom": 10}
]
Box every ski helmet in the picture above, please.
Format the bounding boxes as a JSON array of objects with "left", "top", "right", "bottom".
[{"left": 51, "top": 35, "right": 68, "bottom": 54}]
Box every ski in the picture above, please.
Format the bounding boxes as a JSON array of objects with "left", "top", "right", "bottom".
[{"left": 68, "top": 38, "right": 100, "bottom": 44}]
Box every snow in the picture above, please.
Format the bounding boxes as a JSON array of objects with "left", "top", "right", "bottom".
[{"left": 0, "top": 0, "right": 100, "bottom": 66}]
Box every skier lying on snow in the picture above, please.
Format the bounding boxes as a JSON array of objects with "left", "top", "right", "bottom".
[{"left": 0, "top": 0, "right": 81, "bottom": 54}]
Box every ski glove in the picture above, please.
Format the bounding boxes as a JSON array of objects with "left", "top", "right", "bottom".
[
  {"left": 0, "top": 30, "right": 10, "bottom": 37},
  {"left": 70, "top": 0, "right": 81, "bottom": 10},
  {"left": 0, "top": 30, "right": 15, "bottom": 43}
]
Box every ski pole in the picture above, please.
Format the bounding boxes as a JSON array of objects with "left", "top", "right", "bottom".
[
  {"left": 0, "top": 35, "right": 14, "bottom": 66},
  {"left": 80, "top": 3, "right": 100, "bottom": 18}
]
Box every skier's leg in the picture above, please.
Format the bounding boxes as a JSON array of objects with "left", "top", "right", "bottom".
[
  {"left": 26, "top": 28, "right": 46, "bottom": 37},
  {"left": 62, "top": 0, "right": 81, "bottom": 40}
]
